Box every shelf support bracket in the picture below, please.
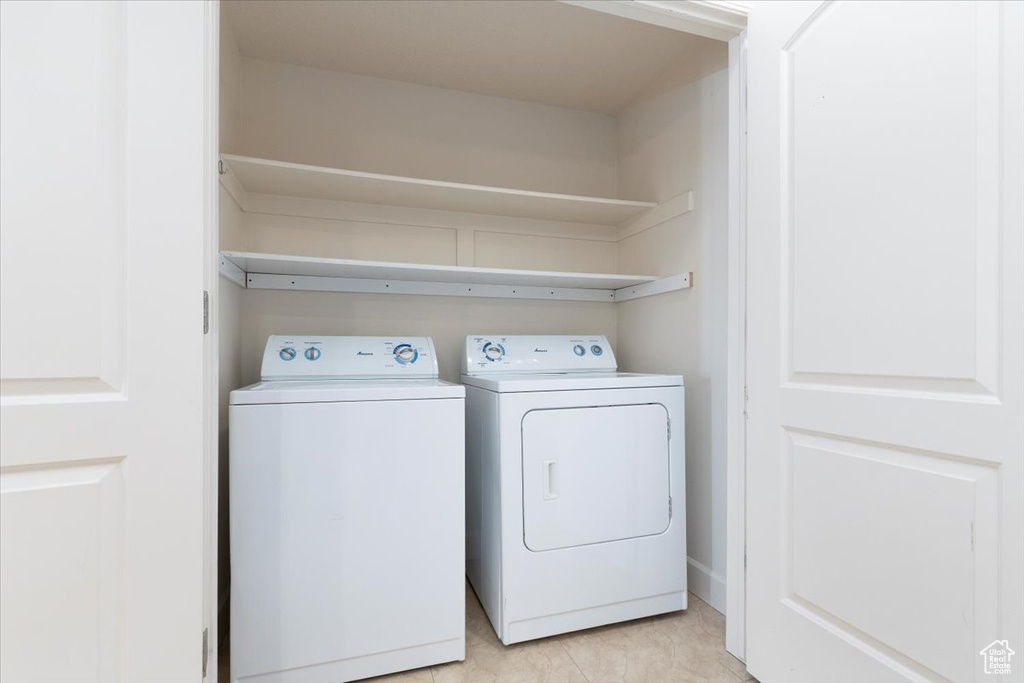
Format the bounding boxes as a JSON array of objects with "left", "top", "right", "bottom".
[
  {"left": 218, "top": 254, "right": 246, "bottom": 287},
  {"left": 613, "top": 272, "right": 692, "bottom": 302},
  {"left": 243, "top": 273, "right": 617, "bottom": 303}
]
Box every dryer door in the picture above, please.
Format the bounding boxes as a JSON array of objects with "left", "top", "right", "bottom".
[{"left": 521, "top": 404, "right": 670, "bottom": 552}]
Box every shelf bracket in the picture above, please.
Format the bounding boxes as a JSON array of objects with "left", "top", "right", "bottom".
[
  {"left": 243, "top": 273, "right": 617, "bottom": 303},
  {"left": 612, "top": 272, "right": 692, "bottom": 302},
  {"left": 218, "top": 254, "right": 246, "bottom": 287}
]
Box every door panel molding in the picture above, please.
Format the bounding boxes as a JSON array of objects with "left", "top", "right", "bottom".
[
  {"left": 782, "top": 373, "right": 1002, "bottom": 402},
  {"left": 778, "top": 594, "right": 946, "bottom": 683},
  {"left": 0, "top": 458, "right": 126, "bottom": 681},
  {"left": 0, "top": 1, "right": 127, "bottom": 397},
  {"left": 778, "top": 1, "right": 1003, "bottom": 397},
  {"left": 780, "top": 429, "right": 997, "bottom": 681}
]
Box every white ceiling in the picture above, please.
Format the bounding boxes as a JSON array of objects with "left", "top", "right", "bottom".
[{"left": 222, "top": 0, "right": 725, "bottom": 115}]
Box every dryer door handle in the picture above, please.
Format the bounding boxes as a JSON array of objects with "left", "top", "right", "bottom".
[{"left": 542, "top": 459, "right": 559, "bottom": 500}]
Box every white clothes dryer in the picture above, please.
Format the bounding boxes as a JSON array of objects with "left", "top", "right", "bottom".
[
  {"left": 462, "top": 335, "right": 686, "bottom": 645},
  {"left": 230, "top": 336, "right": 465, "bottom": 683}
]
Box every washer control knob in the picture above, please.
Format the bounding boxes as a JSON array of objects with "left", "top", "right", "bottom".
[
  {"left": 483, "top": 342, "right": 505, "bottom": 361},
  {"left": 590, "top": 344, "right": 604, "bottom": 356},
  {"left": 573, "top": 344, "right": 586, "bottom": 357},
  {"left": 279, "top": 347, "right": 297, "bottom": 361},
  {"left": 393, "top": 344, "right": 418, "bottom": 365},
  {"left": 304, "top": 347, "right": 321, "bottom": 361}
]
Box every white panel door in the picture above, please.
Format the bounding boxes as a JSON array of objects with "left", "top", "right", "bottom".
[
  {"left": 0, "top": 1, "right": 210, "bottom": 681},
  {"left": 746, "top": 2, "right": 1023, "bottom": 681},
  {"left": 521, "top": 404, "right": 670, "bottom": 551}
]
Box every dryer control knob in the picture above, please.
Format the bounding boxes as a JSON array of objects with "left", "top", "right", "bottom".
[
  {"left": 590, "top": 344, "right": 604, "bottom": 356},
  {"left": 304, "top": 347, "right": 321, "bottom": 361},
  {"left": 573, "top": 344, "right": 586, "bottom": 357},
  {"left": 279, "top": 347, "right": 297, "bottom": 361}
]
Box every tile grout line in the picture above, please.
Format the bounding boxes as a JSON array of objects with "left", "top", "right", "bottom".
[{"left": 556, "top": 636, "right": 593, "bottom": 683}]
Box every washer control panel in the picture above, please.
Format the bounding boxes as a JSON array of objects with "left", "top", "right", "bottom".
[
  {"left": 463, "top": 335, "right": 616, "bottom": 374},
  {"left": 261, "top": 336, "right": 439, "bottom": 380}
]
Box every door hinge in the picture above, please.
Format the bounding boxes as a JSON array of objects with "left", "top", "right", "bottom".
[
  {"left": 203, "top": 290, "right": 209, "bottom": 334},
  {"left": 201, "top": 627, "right": 209, "bottom": 678},
  {"left": 218, "top": 159, "right": 227, "bottom": 175}
]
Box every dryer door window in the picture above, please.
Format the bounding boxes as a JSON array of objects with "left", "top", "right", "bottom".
[{"left": 521, "top": 404, "right": 671, "bottom": 552}]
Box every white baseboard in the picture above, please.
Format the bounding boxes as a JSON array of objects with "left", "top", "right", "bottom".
[{"left": 687, "top": 557, "right": 726, "bottom": 615}]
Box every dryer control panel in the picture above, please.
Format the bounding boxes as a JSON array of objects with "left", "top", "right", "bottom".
[
  {"left": 463, "top": 335, "right": 617, "bottom": 374},
  {"left": 261, "top": 336, "right": 439, "bottom": 380}
]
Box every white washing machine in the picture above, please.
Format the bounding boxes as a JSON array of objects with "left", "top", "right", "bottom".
[
  {"left": 230, "top": 336, "right": 465, "bottom": 683},
  {"left": 462, "top": 335, "right": 686, "bottom": 645}
]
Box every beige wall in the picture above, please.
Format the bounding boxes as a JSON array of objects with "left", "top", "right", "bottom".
[
  {"left": 239, "top": 58, "right": 621, "bottom": 198},
  {"left": 238, "top": 210, "right": 458, "bottom": 265},
  {"left": 616, "top": 66, "right": 729, "bottom": 610}
]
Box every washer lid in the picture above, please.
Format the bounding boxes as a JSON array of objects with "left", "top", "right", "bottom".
[
  {"left": 230, "top": 378, "right": 464, "bottom": 405},
  {"left": 460, "top": 371, "right": 683, "bottom": 393}
]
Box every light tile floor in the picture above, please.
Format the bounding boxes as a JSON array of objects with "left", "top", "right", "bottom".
[{"left": 220, "top": 585, "right": 755, "bottom": 683}]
